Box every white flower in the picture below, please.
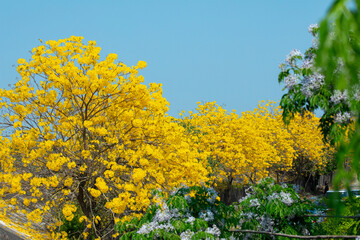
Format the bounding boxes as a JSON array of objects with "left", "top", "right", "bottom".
[
  {"left": 280, "top": 191, "right": 293, "bottom": 206},
  {"left": 206, "top": 190, "right": 218, "bottom": 204},
  {"left": 302, "top": 228, "right": 310, "bottom": 236},
  {"left": 312, "top": 37, "right": 319, "bottom": 49},
  {"left": 245, "top": 186, "right": 254, "bottom": 195},
  {"left": 312, "top": 209, "right": 326, "bottom": 223},
  {"left": 242, "top": 211, "right": 255, "bottom": 219},
  {"left": 301, "top": 58, "right": 314, "bottom": 69},
  {"left": 301, "top": 72, "right": 325, "bottom": 97},
  {"left": 249, "top": 198, "right": 260, "bottom": 208},
  {"left": 239, "top": 194, "right": 250, "bottom": 203},
  {"left": 205, "top": 224, "right": 221, "bottom": 237},
  {"left": 185, "top": 216, "right": 196, "bottom": 223},
  {"left": 137, "top": 222, "right": 158, "bottom": 234},
  {"left": 170, "top": 184, "right": 189, "bottom": 196},
  {"left": 259, "top": 215, "right": 274, "bottom": 232},
  {"left": 308, "top": 24, "right": 319, "bottom": 35},
  {"left": 352, "top": 85, "right": 360, "bottom": 101},
  {"left": 170, "top": 187, "right": 179, "bottom": 196},
  {"left": 137, "top": 221, "right": 174, "bottom": 235},
  {"left": 157, "top": 222, "right": 174, "bottom": 231},
  {"left": 330, "top": 89, "right": 349, "bottom": 104},
  {"left": 285, "top": 49, "right": 303, "bottom": 65},
  {"left": 301, "top": 85, "right": 313, "bottom": 98},
  {"left": 200, "top": 210, "right": 214, "bottom": 221},
  {"left": 180, "top": 229, "right": 194, "bottom": 240},
  {"left": 334, "top": 112, "right": 352, "bottom": 124},
  {"left": 284, "top": 74, "right": 298, "bottom": 90},
  {"left": 309, "top": 73, "right": 325, "bottom": 89},
  {"left": 137, "top": 224, "right": 150, "bottom": 234},
  {"left": 267, "top": 191, "right": 294, "bottom": 206},
  {"left": 335, "top": 58, "right": 345, "bottom": 73},
  {"left": 153, "top": 203, "right": 173, "bottom": 222}
]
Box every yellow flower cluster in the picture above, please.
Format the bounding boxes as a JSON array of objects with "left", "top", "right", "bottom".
[
  {"left": 88, "top": 188, "right": 101, "bottom": 198},
  {"left": 286, "top": 111, "right": 335, "bottom": 173},
  {"left": 62, "top": 204, "right": 77, "bottom": 221},
  {"left": 95, "top": 177, "right": 108, "bottom": 193}
]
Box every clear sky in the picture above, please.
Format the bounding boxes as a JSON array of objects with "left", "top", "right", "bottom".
[{"left": 0, "top": 0, "right": 333, "bottom": 116}]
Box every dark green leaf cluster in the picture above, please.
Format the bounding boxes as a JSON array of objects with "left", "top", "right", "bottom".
[{"left": 60, "top": 211, "right": 86, "bottom": 240}]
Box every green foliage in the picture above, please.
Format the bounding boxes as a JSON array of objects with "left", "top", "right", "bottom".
[
  {"left": 115, "top": 180, "right": 360, "bottom": 239},
  {"left": 278, "top": 0, "right": 360, "bottom": 196},
  {"left": 319, "top": 197, "right": 360, "bottom": 235},
  {"left": 316, "top": 0, "right": 360, "bottom": 191},
  {"left": 278, "top": 29, "right": 352, "bottom": 144},
  {"left": 115, "top": 185, "right": 237, "bottom": 239},
  {"left": 60, "top": 211, "right": 85, "bottom": 240},
  {"left": 234, "top": 178, "right": 318, "bottom": 239}
]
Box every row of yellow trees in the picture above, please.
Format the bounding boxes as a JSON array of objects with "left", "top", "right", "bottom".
[
  {"left": 0, "top": 37, "right": 333, "bottom": 239},
  {"left": 181, "top": 101, "right": 334, "bottom": 203}
]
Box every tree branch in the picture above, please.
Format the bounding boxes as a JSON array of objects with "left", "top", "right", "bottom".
[{"left": 230, "top": 229, "right": 360, "bottom": 239}]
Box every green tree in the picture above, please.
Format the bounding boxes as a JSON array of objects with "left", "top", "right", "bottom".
[
  {"left": 316, "top": 0, "right": 360, "bottom": 187},
  {"left": 278, "top": 0, "right": 360, "bottom": 189}
]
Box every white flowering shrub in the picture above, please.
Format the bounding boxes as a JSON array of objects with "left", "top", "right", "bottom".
[
  {"left": 235, "top": 178, "right": 318, "bottom": 239},
  {"left": 278, "top": 24, "right": 358, "bottom": 143},
  {"left": 115, "top": 185, "right": 236, "bottom": 239}
]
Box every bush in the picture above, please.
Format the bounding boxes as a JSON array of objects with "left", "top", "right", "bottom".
[
  {"left": 115, "top": 185, "right": 237, "bottom": 239},
  {"left": 234, "top": 178, "right": 319, "bottom": 239}
]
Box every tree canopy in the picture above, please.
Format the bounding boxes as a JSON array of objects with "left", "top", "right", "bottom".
[{"left": 0, "top": 36, "right": 208, "bottom": 239}]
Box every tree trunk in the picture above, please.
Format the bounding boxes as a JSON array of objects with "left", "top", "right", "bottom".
[
  {"left": 77, "top": 180, "right": 90, "bottom": 218},
  {"left": 223, "top": 176, "right": 233, "bottom": 205}
]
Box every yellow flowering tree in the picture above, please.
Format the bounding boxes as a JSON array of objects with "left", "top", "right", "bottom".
[
  {"left": 245, "top": 102, "right": 334, "bottom": 185},
  {"left": 181, "top": 101, "right": 294, "bottom": 203},
  {"left": 0, "top": 37, "right": 208, "bottom": 239},
  {"left": 181, "top": 101, "right": 334, "bottom": 202},
  {"left": 241, "top": 101, "right": 296, "bottom": 183},
  {"left": 284, "top": 112, "right": 335, "bottom": 188}
]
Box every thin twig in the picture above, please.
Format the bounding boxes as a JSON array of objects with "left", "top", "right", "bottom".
[
  {"left": 230, "top": 229, "right": 360, "bottom": 239},
  {"left": 304, "top": 214, "right": 360, "bottom": 218}
]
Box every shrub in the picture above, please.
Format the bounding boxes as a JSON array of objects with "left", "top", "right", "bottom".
[
  {"left": 115, "top": 185, "right": 237, "bottom": 239},
  {"left": 234, "top": 178, "right": 319, "bottom": 239}
]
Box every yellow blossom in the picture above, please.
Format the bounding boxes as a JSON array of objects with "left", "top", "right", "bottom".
[{"left": 137, "top": 60, "right": 147, "bottom": 69}]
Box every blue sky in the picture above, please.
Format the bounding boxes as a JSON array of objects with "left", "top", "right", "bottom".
[{"left": 0, "top": 0, "right": 333, "bottom": 116}]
